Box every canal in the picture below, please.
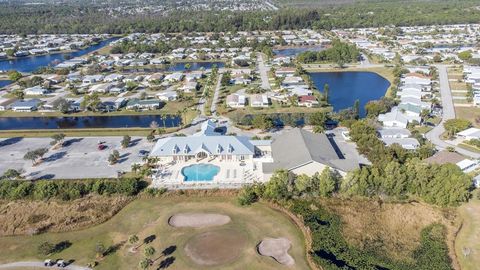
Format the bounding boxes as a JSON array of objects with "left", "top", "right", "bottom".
[{"left": 0, "top": 115, "right": 181, "bottom": 130}]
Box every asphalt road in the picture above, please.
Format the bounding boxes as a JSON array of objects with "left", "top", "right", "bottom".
[
  {"left": 256, "top": 52, "right": 271, "bottom": 90},
  {"left": 0, "top": 261, "right": 91, "bottom": 270},
  {"left": 210, "top": 73, "right": 223, "bottom": 116},
  {"left": 425, "top": 65, "right": 480, "bottom": 158}
]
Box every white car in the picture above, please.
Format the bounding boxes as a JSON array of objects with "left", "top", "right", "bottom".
[
  {"left": 44, "top": 259, "right": 54, "bottom": 267},
  {"left": 56, "top": 260, "right": 66, "bottom": 267}
]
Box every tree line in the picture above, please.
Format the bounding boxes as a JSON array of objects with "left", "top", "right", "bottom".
[
  {"left": 0, "top": 178, "right": 147, "bottom": 201},
  {"left": 1, "top": 1, "right": 480, "bottom": 34}
]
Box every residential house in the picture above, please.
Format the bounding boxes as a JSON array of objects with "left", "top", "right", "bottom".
[
  {"left": 24, "top": 86, "right": 49, "bottom": 96},
  {"left": 297, "top": 95, "right": 319, "bottom": 107},
  {"left": 226, "top": 94, "right": 246, "bottom": 108},
  {"left": 126, "top": 99, "right": 163, "bottom": 110},
  {"left": 250, "top": 94, "right": 269, "bottom": 108},
  {"left": 156, "top": 90, "right": 178, "bottom": 101},
  {"left": 10, "top": 99, "right": 42, "bottom": 112},
  {"left": 378, "top": 108, "right": 409, "bottom": 128}
]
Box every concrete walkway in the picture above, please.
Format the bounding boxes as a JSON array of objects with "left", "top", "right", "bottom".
[
  {"left": 0, "top": 261, "right": 91, "bottom": 270},
  {"left": 425, "top": 65, "right": 480, "bottom": 158}
]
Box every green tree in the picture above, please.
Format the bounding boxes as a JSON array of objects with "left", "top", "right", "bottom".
[
  {"left": 7, "top": 70, "right": 22, "bottom": 81},
  {"left": 263, "top": 170, "right": 292, "bottom": 201},
  {"left": 37, "top": 241, "right": 55, "bottom": 256},
  {"left": 458, "top": 50, "right": 472, "bottom": 61},
  {"left": 146, "top": 132, "right": 155, "bottom": 143},
  {"left": 444, "top": 119, "right": 471, "bottom": 137},
  {"left": 50, "top": 133, "right": 66, "bottom": 147},
  {"left": 139, "top": 258, "right": 151, "bottom": 270},
  {"left": 317, "top": 167, "right": 338, "bottom": 197},
  {"left": 323, "top": 83, "right": 329, "bottom": 103},
  {"left": 144, "top": 246, "right": 155, "bottom": 257},
  {"left": 252, "top": 115, "right": 273, "bottom": 131},
  {"left": 121, "top": 135, "right": 131, "bottom": 148},
  {"left": 1, "top": 169, "right": 22, "bottom": 180}
]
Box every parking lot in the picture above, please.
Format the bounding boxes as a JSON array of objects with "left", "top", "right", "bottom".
[{"left": 0, "top": 136, "right": 152, "bottom": 179}]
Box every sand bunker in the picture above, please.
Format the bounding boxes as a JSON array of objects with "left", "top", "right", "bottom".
[
  {"left": 184, "top": 229, "right": 247, "bottom": 266},
  {"left": 168, "top": 213, "right": 231, "bottom": 228},
  {"left": 258, "top": 237, "right": 295, "bottom": 266}
]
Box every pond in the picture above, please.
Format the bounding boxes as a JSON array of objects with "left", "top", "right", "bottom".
[
  {"left": 309, "top": 71, "right": 390, "bottom": 117},
  {"left": 0, "top": 114, "right": 181, "bottom": 130},
  {"left": 0, "top": 37, "right": 119, "bottom": 73},
  {"left": 273, "top": 46, "right": 325, "bottom": 57}
]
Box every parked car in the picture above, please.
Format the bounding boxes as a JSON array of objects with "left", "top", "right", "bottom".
[
  {"left": 44, "top": 259, "right": 54, "bottom": 266},
  {"left": 56, "top": 260, "right": 66, "bottom": 268},
  {"left": 98, "top": 144, "right": 107, "bottom": 150},
  {"left": 138, "top": 150, "right": 149, "bottom": 157}
]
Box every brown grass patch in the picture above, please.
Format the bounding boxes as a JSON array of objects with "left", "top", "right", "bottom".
[
  {"left": 320, "top": 197, "right": 458, "bottom": 265},
  {"left": 0, "top": 195, "right": 132, "bottom": 236}
]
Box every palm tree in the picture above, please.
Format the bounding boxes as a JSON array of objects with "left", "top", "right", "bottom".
[
  {"left": 144, "top": 246, "right": 156, "bottom": 257},
  {"left": 131, "top": 164, "right": 141, "bottom": 174}
]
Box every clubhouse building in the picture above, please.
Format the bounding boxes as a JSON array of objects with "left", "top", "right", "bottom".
[{"left": 149, "top": 120, "right": 360, "bottom": 188}]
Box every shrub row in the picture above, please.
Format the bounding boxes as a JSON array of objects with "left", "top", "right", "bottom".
[{"left": 0, "top": 178, "right": 147, "bottom": 201}]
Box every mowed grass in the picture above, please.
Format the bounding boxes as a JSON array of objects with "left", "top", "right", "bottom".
[
  {"left": 0, "top": 196, "right": 309, "bottom": 270},
  {"left": 455, "top": 107, "right": 480, "bottom": 127},
  {"left": 455, "top": 193, "right": 480, "bottom": 270}
]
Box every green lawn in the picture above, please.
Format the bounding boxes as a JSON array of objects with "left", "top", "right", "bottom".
[
  {"left": 0, "top": 196, "right": 309, "bottom": 270},
  {"left": 455, "top": 194, "right": 480, "bottom": 270}
]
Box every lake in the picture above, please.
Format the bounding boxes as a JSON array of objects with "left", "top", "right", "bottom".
[
  {"left": 273, "top": 46, "right": 325, "bottom": 57},
  {"left": 310, "top": 71, "right": 390, "bottom": 117},
  {"left": 0, "top": 38, "right": 119, "bottom": 73},
  {"left": 0, "top": 115, "right": 181, "bottom": 130}
]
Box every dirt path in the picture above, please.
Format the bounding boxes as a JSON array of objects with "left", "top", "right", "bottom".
[
  {"left": 455, "top": 199, "right": 480, "bottom": 270},
  {"left": 0, "top": 261, "right": 91, "bottom": 270}
]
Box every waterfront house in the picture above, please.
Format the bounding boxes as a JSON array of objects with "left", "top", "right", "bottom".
[
  {"left": 298, "top": 95, "right": 319, "bottom": 107},
  {"left": 10, "top": 99, "right": 42, "bottom": 112},
  {"left": 378, "top": 108, "right": 409, "bottom": 128},
  {"left": 250, "top": 94, "right": 269, "bottom": 108},
  {"left": 0, "top": 98, "right": 15, "bottom": 111},
  {"left": 126, "top": 99, "right": 163, "bottom": 110},
  {"left": 164, "top": 73, "right": 184, "bottom": 82},
  {"left": 226, "top": 94, "right": 246, "bottom": 108}
]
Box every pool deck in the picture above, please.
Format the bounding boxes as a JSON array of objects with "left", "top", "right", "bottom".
[{"left": 151, "top": 158, "right": 270, "bottom": 189}]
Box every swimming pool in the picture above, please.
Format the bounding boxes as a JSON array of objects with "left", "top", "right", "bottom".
[{"left": 182, "top": 164, "right": 220, "bottom": 181}]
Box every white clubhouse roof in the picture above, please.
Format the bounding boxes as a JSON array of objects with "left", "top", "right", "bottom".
[{"left": 150, "top": 135, "right": 255, "bottom": 156}]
